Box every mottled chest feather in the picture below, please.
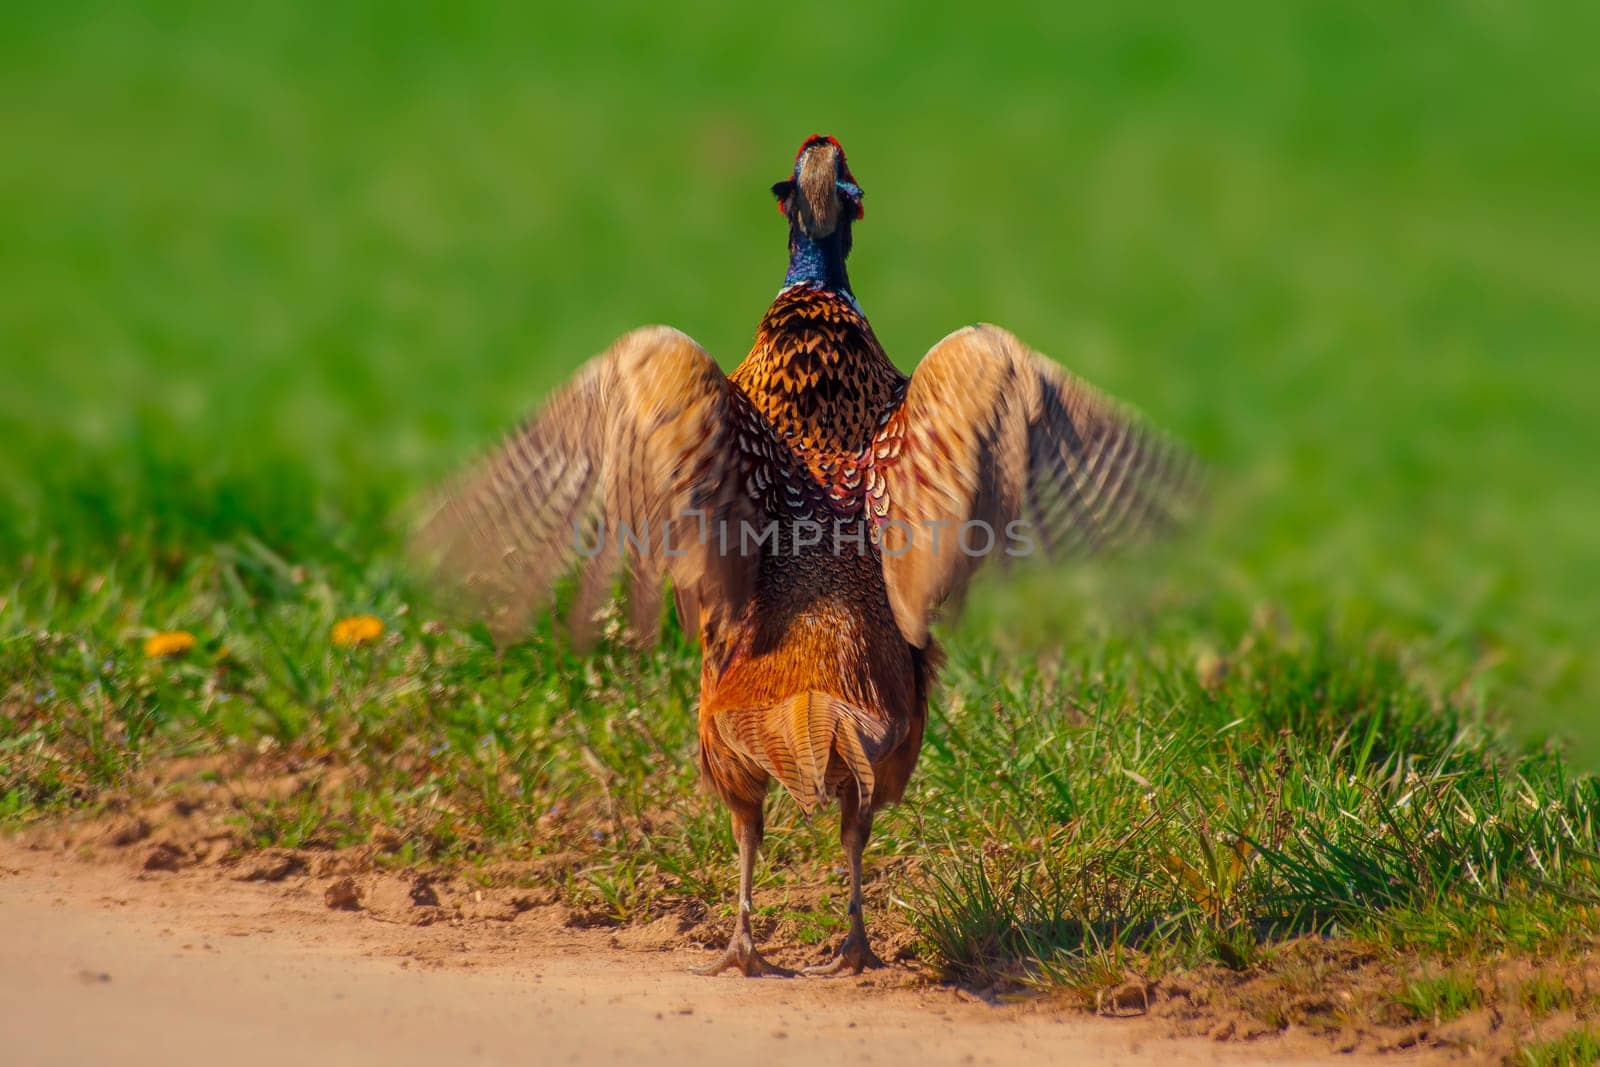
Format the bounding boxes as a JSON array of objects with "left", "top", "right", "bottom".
[{"left": 730, "top": 286, "right": 906, "bottom": 516}]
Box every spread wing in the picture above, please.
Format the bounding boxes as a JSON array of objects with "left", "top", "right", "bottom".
[
  {"left": 871, "top": 324, "right": 1203, "bottom": 646},
  {"left": 414, "top": 326, "right": 762, "bottom": 646}
]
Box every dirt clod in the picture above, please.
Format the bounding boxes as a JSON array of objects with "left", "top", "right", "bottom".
[
  {"left": 364, "top": 877, "right": 444, "bottom": 925},
  {"left": 612, "top": 913, "right": 690, "bottom": 953},
  {"left": 324, "top": 877, "right": 362, "bottom": 911},
  {"left": 102, "top": 817, "right": 151, "bottom": 848},
  {"left": 143, "top": 842, "right": 190, "bottom": 872},
  {"left": 1098, "top": 980, "right": 1152, "bottom": 1017},
  {"left": 233, "top": 850, "right": 307, "bottom": 883}
]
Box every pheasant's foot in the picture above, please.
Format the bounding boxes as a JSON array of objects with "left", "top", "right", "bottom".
[
  {"left": 693, "top": 928, "right": 793, "bottom": 978},
  {"left": 803, "top": 927, "right": 885, "bottom": 976}
]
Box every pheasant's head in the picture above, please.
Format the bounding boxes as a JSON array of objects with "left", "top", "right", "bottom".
[{"left": 772, "top": 134, "right": 864, "bottom": 245}]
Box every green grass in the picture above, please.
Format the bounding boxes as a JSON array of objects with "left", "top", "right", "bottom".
[
  {"left": 909, "top": 631, "right": 1600, "bottom": 986},
  {"left": 1519, "top": 975, "right": 1578, "bottom": 1020},
  {"left": 1393, "top": 972, "right": 1483, "bottom": 1025},
  {"left": 1518, "top": 1029, "right": 1600, "bottom": 1067},
  {"left": 3, "top": 0, "right": 1600, "bottom": 1047}
]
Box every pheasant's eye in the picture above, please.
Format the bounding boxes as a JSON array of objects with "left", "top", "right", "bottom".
[{"left": 837, "top": 180, "right": 864, "bottom": 221}]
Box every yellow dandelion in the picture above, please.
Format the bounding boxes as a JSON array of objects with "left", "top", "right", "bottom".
[
  {"left": 143, "top": 630, "right": 196, "bottom": 658},
  {"left": 332, "top": 614, "right": 384, "bottom": 648}
]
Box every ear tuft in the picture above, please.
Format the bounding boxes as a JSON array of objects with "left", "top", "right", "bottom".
[{"left": 771, "top": 179, "right": 796, "bottom": 214}]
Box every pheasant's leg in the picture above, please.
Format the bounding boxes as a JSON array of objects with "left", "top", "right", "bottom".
[
  {"left": 805, "top": 790, "right": 886, "bottom": 976},
  {"left": 693, "top": 801, "right": 792, "bottom": 977}
]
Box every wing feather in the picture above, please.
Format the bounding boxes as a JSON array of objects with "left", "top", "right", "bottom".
[
  {"left": 414, "top": 326, "right": 761, "bottom": 646},
  {"left": 873, "top": 324, "right": 1202, "bottom": 646}
]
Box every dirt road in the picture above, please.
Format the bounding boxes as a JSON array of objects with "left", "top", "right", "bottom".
[{"left": 0, "top": 840, "right": 1391, "bottom": 1066}]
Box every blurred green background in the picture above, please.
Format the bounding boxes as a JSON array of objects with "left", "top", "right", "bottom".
[{"left": 2, "top": 3, "right": 1596, "bottom": 758}]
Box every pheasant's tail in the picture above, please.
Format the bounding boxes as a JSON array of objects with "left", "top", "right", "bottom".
[{"left": 713, "top": 692, "right": 897, "bottom": 814}]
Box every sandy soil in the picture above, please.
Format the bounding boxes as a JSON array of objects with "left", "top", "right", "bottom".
[{"left": 0, "top": 837, "right": 1417, "bottom": 1067}]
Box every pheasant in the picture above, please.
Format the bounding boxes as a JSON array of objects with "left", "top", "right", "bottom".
[{"left": 418, "top": 134, "right": 1199, "bottom": 977}]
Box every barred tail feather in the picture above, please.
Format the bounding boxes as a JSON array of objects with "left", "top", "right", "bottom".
[{"left": 713, "top": 692, "right": 897, "bottom": 814}]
